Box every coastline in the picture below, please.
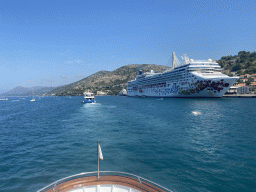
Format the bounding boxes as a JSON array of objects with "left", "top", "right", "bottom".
[{"left": 223, "top": 94, "right": 256, "bottom": 98}]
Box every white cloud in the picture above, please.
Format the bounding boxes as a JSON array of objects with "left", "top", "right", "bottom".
[
  {"left": 76, "top": 74, "right": 84, "bottom": 78},
  {"left": 61, "top": 74, "right": 67, "bottom": 79},
  {"left": 66, "top": 59, "right": 85, "bottom": 65},
  {"left": 39, "top": 74, "right": 85, "bottom": 88}
]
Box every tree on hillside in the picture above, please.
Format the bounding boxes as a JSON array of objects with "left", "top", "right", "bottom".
[
  {"left": 232, "top": 63, "right": 242, "bottom": 71},
  {"left": 217, "top": 51, "right": 256, "bottom": 75},
  {"left": 245, "top": 80, "right": 252, "bottom": 86},
  {"left": 238, "top": 51, "right": 250, "bottom": 56}
]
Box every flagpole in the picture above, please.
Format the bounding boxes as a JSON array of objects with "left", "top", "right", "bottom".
[{"left": 97, "top": 140, "right": 100, "bottom": 179}]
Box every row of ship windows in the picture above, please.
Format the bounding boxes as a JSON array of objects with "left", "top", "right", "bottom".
[
  {"left": 129, "top": 77, "right": 197, "bottom": 89},
  {"left": 128, "top": 84, "right": 189, "bottom": 91},
  {"left": 132, "top": 72, "right": 186, "bottom": 84},
  {"left": 129, "top": 78, "right": 194, "bottom": 87},
  {"left": 129, "top": 71, "right": 197, "bottom": 87},
  {"left": 131, "top": 79, "right": 181, "bottom": 86},
  {"left": 133, "top": 74, "right": 194, "bottom": 85},
  {"left": 188, "top": 69, "right": 221, "bottom": 72}
]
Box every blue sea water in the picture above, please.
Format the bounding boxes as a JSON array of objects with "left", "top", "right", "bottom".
[{"left": 0, "top": 96, "right": 255, "bottom": 192}]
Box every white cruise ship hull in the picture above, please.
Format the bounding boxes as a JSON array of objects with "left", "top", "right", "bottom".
[
  {"left": 127, "top": 78, "right": 237, "bottom": 98},
  {"left": 126, "top": 53, "right": 238, "bottom": 98}
]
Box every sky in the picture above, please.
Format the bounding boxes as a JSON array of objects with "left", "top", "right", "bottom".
[{"left": 0, "top": 0, "right": 256, "bottom": 91}]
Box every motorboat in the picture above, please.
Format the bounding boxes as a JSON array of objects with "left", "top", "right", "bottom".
[{"left": 82, "top": 91, "right": 95, "bottom": 103}]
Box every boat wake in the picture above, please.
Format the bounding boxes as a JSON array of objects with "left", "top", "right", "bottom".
[
  {"left": 191, "top": 111, "right": 202, "bottom": 116},
  {"left": 83, "top": 102, "right": 100, "bottom": 108}
]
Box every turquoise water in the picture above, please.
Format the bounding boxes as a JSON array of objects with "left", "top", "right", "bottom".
[{"left": 0, "top": 96, "right": 255, "bottom": 192}]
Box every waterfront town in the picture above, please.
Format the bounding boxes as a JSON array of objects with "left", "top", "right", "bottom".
[{"left": 226, "top": 74, "right": 256, "bottom": 95}]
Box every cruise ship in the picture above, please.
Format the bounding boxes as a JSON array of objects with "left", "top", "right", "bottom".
[{"left": 126, "top": 52, "right": 238, "bottom": 98}]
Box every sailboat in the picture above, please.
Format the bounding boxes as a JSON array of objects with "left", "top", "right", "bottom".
[{"left": 30, "top": 89, "right": 35, "bottom": 102}]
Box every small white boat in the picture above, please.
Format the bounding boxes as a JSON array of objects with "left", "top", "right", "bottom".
[
  {"left": 30, "top": 89, "right": 36, "bottom": 101},
  {"left": 119, "top": 89, "right": 127, "bottom": 96},
  {"left": 0, "top": 98, "right": 8, "bottom": 101},
  {"left": 83, "top": 90, "right": 95, "bottom": 103}
]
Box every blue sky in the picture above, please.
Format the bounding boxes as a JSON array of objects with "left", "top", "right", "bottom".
[{"left": 0, "top": 0, "right": 256, "bottom": 91}]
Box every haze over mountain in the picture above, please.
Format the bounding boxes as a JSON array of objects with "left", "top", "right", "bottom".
[
  {"left": 47, "top": 64, "right": 170, "bottom": 96},
  {"left": 0, "top": 86, "right": 55, "bottom": 97},
  {"left": 0, "top": 89, "right": 9, "bottom": 94}
]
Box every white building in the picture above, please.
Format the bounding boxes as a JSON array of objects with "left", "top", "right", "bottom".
[
  {"left": 237, "top": 86, "right": 250, "bottom": 94},
  {"left": 97, "top": 91, "right": 107, "bottom": 95},
  {"left": 227, "top": 86, "right": 238, "bottom": 94},
  {"left": 227, "top": 86, "right": 249, "bottom": 94}
]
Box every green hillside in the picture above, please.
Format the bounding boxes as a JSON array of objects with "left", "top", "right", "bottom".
[
  {"left": 217, "top": 51, "right": 256, "bottom": 76},
  {"left": 48, "top": 64, "right": 170, "bottom": 96}
]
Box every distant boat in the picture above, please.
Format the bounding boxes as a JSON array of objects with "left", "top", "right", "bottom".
[
  {"left": 82, "top": 90, "right": 95, "bottom": 103},
  {"left": 0, "top": 98, "right": 8, "bottom": 101},
  {"left": 119, "top": 89, "right": 127, "bottom": 96},
  {"left": 30, "top": 89, "right": 35, "bottom": 101}
]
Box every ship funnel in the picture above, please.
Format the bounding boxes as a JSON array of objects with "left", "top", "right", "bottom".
[{"left": 171, "top": 52, "right": 176, "bottom": 70}]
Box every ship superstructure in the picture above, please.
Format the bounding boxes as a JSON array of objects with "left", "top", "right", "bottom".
[{"left": 126, "top": 52, "right": 238, "bottom": 98}]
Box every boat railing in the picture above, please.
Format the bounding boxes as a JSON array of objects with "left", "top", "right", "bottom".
[{"left": 37, "top": 171, "right": 173, "bottom": 192}]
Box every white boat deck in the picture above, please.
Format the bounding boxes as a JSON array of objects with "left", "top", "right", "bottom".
[
  {"left": 68, "top": 184, "right": 140, "bottom": 192},
  {"left": 38, "top": 172, "right": 172, "bottom": 192}
]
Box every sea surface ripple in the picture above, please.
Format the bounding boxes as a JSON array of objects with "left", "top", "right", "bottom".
[{"left": 0, "top": 96, "right": 255, "bottom": 192}]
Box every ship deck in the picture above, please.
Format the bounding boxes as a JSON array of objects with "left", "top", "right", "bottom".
[{"left": 38, "top": 171, "right": 172, "bottom": 192}]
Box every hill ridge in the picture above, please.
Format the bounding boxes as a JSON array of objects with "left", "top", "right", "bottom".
[{"left": 47, "top": 64, "right": 170, "bottom": 96}]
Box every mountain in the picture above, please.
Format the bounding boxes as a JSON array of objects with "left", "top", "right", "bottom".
[
  {"left": 0, "top": 86, "right": 56, "bottom": 96},
  {"left": 47, "top": 70, "right": 110, "bottom": 96},
  {"left": 0, "top": 89, "right": 10, "bottom": 94},
  {"left": 47, "top": 64, "right": 170, "bottom": 96}
]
